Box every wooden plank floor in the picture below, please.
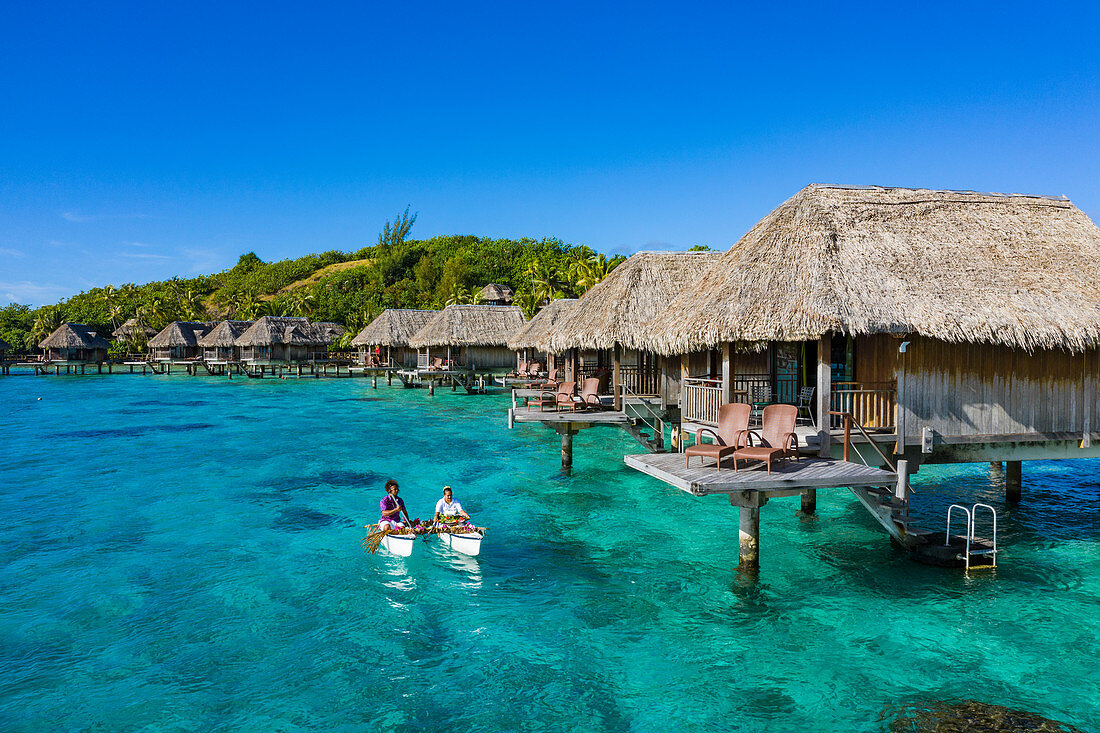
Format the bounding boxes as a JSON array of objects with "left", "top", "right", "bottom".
[
  {"left": 512, "top": 408, "right": 631, "bottom": 425},
  {"left": 624, "top": 452, "right": 896, "bottom": 496}
]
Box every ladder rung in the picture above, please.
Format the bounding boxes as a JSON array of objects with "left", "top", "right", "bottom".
[{"left": 969, "top": 549, "right": 997, "bottom": 556}]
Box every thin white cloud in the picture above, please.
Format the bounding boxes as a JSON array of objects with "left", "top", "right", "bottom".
[
  {"left": 0, "top": 280, "right": 72, "bottom": 305},
  {"left": 118, "top": 252, "right": 173, "bottom": 260},
  {"left": 124, "top": 241, "right": 154, "bottom": 248},
  {"left": 0, "top": 247, "right": 25, "bottom": 258},
  {"left": 61, "top": 211, "right": 151, "bottom": 223}
]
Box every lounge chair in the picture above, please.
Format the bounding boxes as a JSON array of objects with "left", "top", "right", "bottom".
[
  {"left": 683, "top": 403, "right": 751, "bottom": 470},
  {"left": 732, "top": 404, "right": 800, "bottom": 474},
  {"left": 507, "top": 361, "right": 528, "bottom": 379},
  {"left": 528, "top": 381, "right": 577, "bottom": 412},
  {"left": 572, "top": 377, "right": 604, "bottom": 411},
  {"left": 535, "top": 367, "right": 559, "bottom": 390},
  {"left": 527, "top": 362, "right": 544, "bottom": 378},
  {"left": 429, "top": 357, "right": 445, "bottom": 371}
]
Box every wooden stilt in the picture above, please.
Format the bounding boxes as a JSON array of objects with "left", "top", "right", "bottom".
[
  {"left": 801, "top": 489, "right": 816, "bottom": 514},
  {"left": 1006, "top": 460, "right": 1022, "bottom": 503},
  {"left": 372, "top": 375, "right": 377, "bottom": 389},
  {"left": 561, "top": 430, "right": 573, "bottom": 475},
  {"left": 736, "top": 494, "right": 762, "bottom": 575},
  {"left": 428, "top": 381, "right": 435, "bottom": 395},
  {"left": 613, "top": 344, "right": 622, "bottom": 410}
]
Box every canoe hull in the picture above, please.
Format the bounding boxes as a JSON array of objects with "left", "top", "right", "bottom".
[
  {"left": 440, "top": 531, "right": 483, "bottom": 556},
  {"left": 381, "top": 532, "right": 416, "bottom": 557}
]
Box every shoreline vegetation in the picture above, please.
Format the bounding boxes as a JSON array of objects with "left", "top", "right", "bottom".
[{"left": 1, "top": 209, "right": 649, "bottom": 356}]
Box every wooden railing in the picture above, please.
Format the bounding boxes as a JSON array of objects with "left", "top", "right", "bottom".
[
  {"left": 577, "top": 364, "right": 661, "bottom": 396},
  {"left": 830, "top": 382, "right": 896, "bottom": 430},
  {"left": 681, "top": 378, "right": 722, "bottom": 424}
]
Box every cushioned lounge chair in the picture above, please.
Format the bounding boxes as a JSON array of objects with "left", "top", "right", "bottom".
[
  {"left": 572, "top": 377, "right": 604, "bottom": 411},
  {"left": 683, "top": 403, "right": 751, "bottom": 470},
  {"left": 733, "top": 404, "right": 800, "bottom": 474},
  {"left": 529, "top": 381, "right": 576, "bottom": 412}
]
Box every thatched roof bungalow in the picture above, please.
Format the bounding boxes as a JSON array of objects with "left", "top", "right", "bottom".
[
  {"left": 535, "top": 251, "right": 722, "bottom": 404},
  {"left": 147, "top": 321, "right": 214, "bottom": 361},
  {"left": 234, "top": 316, "right": 333, "bottom": 363},
  {"left": 350, "top": 309, "right": 439, "bottom": 366},
  {"left": 112, "top": 318, "right": 156, "bottom": 345},
  {"left": 642, "top": 184, "right": 1100, "bottom": 459},
  {"left": 409, "top": 305, "right": 526, "bottom": 369},
  {"left": 478, "top": 283, "right": 514, "bottom": 305},
  {"left": 39, "top": 323, "right": 110, "bottom": 363},
  {"left": 197, "top": 320, "right": 252, "bottom": 362},
  {"left": 0, "top": 335, "right": 10, "bottom": 361},
  {"left": 506, "top": 298, "right": 577, "bottom": 373}
]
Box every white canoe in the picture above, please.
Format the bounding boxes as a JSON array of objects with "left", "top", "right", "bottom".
[
  {"left": 439, "top": 531, "right": 483, "bottom": 556},
  {"left": 381, "top": 532, "right": 417, "bottom": 557}
]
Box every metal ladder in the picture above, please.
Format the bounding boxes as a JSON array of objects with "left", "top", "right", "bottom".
[{"left": 945, "top": 503, "right": 998, "bottom": 570}]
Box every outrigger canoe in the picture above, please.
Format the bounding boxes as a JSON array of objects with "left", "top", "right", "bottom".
[
  {"left": 439, "top": 529, "right": 483, "bottom": 556},
  {"left": 380, "top": 531, "right": 417, "bottom": 557}
]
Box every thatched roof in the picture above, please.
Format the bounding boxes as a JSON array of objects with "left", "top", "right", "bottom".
[
  {"left": 197, "top": 320, "right": 253, "bottom": 347},
  {"left": 233, "top": 316, "right": 333, "bottom": 347},
  {"left": 313, "top": 322, "right": 347, "bottom": 341},
  {"left": 350, "top": 309, "right": 439, "bottom": 347},
  {"left": 478, "top": 283, "right": 514, "bottom": 304},
  {"left": 147, "top": 321, "right": 214, "bottom": 348},
  {"left": 540, "top": 251, "right": 723, "bottom": 352},
  {"left": 409, "top": 305, "right": 526, "bottom": 348},
  {"left": 642, "top": 184, "right": 1100, "bottom": 355},
  {"left": 39, "top": 323, "right": 110, "bottom": 350},
  {"left": 507, "top": 299, "right": 578, "bottom": 351},
  {"left": 112, "top": 318, "right": 156, "bottom": 340}
]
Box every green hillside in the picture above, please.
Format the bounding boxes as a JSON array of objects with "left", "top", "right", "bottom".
[{"left": 0, "top": 232, "right": 627, "bottom": 352}]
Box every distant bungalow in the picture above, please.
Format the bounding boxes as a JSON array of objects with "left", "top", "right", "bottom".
[
  {"left": 478, "top": 283, "right": 515, "bottom": 305},
  {"left": 197, "top": 320, "right": 252, "bottom": 362},
  {"left": 409, "top": 304, "right": 526, "bottom": 369},
  {"left": 38, "top": 323, "right": 110, "bottom": 363},
  {"left": 534, "top": 251, "right": 722, "bottom": 408},
  {"left": 233, "top": 316, "right": 335, "bottom": 363},
  {"left": 507, "top": 297, "right": 577, "bottom": 373},
  {"left": 111, "top": 318, "right": 156, "bottom": 346},
  {"left": 147, "top": 321, "right": 214, "bottom": 362},
  {"left": 0, "top": 336, "right": 9, "bottom": 365},
  {"left": 350, "top": 309, "right": 439, "bottom": 367}
]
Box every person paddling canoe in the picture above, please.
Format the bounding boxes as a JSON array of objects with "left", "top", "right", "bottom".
[{"left": 379, "top": 479, "right": 412, "bottom": 530}]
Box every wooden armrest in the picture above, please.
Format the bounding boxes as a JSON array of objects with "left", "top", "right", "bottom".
[{"left": 695, "top": 427, "right": 724, "bottom": 445}]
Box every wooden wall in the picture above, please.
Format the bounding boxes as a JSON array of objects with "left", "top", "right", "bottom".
[
  {"left": 855, "top": 335, "right": 898, "bottom": 384},
  {"left": 464, "top": 346, "right": 517, "bottom": 368},
  {"left": 898, "top": 335, "right": 1099, "bottom": 441}
]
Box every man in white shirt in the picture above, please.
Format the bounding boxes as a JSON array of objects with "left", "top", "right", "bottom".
[{"left": 433, "top": 486, "right": 470, "bottom": 523}]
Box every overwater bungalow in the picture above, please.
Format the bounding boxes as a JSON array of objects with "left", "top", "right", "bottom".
[
  {"left": 506, "top": 298, "right": 577, "bottom": 374},
  {"left": 313, "top": 322, "right": 348, "bottom": 346},
  {"left": 147, "top": 321, "right": 214, "bottom": 362},
  {"left": 625, "top": 184, "right": 1100, "bottom": 570},
  {"left": 478, "top": 283, "right": 515, "bottom": 305},
  {"left": 350, "top": 309, "right": 439, "bottom": 367},
  {"left": 0, "top": 336, "right": 10, "bottom": 374},
  {"left": 38, "top": 323, "right": 110, "bottom": 363},
  {"left": 408, "top": 304, "right": 526, "bottom": 369},
  {"left": 234, "top": 316, "right": 333, "bottom": 364},
  {"left": 538, "top": 251, "right": 723, "bottom": 408},
  {"left": 111, "top": 318, "right": 156, "bottom": 348},
  {"left": 197, "top": 320, "right": 252, "bottom": 362}
]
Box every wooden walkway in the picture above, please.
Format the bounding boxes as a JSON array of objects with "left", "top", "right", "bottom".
[
  {"left": 624, "top": 452, "right": 897, "bottom": 498},
  {"left": 511, "top": 407, "right": 630, "bottom": 426}
]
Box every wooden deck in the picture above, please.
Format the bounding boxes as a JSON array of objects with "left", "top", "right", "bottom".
[
  {"left": 624, "top": 452, "right": 897, "bottom": 498},
  {"left": 511, "top": 407, "right": 631, "bottom": 425}
]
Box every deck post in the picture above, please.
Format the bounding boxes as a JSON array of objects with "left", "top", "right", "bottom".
[
  {"left": 428, "top": 380, "right": 435, "bottom": 396},
  {"left": 800, "top": 490, "right": 816, "bottom": 515},
  {"left": 613, "top": 344, "right": 622, "bottom": 411},
  {"left": 561, "top": 429, "right": 573, "bottom": 474},
  {"left": 1006, "top": 460, "right": 1022, "bottom": 503},
  {"left": 721, "top": 342, "right": 734, "bottom": 404},
  {"left": 736, "top": 493, "right": 762, "bottom": 574},
  {"left": 387, "top": 370, "right": 392, "bottom": 385},
  {"left": 816, "top": 334, "right": 831, "bottom": 458}
]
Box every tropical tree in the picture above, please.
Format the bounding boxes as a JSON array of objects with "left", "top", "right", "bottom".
[
  {"left": 27, "top": 306, "right": 65, "bottom": 350},
  {"left": 378, "top": 205, "right": 418, "bottom": 248},
  {"left": 445, "top": 282, "right": 474, "bottom": 306},
  {"left": 230, "top": 290, "right": 261, "bottom": 320},
  {"left": 512, "top": 287, "right": 539, "bottom": 319},
  {"left": 290, "top": 289, "right": 316, "bottom": 318},
  {"left": 98, "top": 284, "right": 121, "bottom": 332},
  {"left": 179, "top": 290, "right": 206, "bottom": 321},
  {"left": 524, "top": 259, "right": 569, "bottom": 305}
]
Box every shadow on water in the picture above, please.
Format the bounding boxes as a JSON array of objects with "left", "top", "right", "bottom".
[
  {"left": 58, "top": 423, "right": 213, "bottom": 439},
  {"left": 272, "top": 506, "right": 355, "bottom": 532}
]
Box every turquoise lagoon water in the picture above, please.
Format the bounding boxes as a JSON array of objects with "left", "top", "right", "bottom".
[{"left": 0, "top": 374, "right": 1097, "bottom": 732}]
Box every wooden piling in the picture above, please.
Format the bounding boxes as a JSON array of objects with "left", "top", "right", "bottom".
[
  {"left": 1006, "top": 460, "right": 1022, "bottom": 503},
  {"left": 372, "top": 375, "right": 377, "bottom": 389},
  {"left": 428, "top": 381, "right": 435, "bottom": 396},
  {"left": 736, "top": 494, "right": 761, "bottom": 574},
  {"left": 561, "top": 430, "right": 573, "bottom": 474},
  {"left": 800, "top": 490, "right": 816, "bottom": 514}
]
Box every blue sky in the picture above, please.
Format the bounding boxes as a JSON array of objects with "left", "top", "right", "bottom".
[{"left": 2, "top": 2, "right": 1098, "bottom": 305}]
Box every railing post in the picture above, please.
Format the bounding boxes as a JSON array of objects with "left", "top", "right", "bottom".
[
  {"left": 843, "top": 414, "right": 851, "bottom": 462},
  {"left": 817, "top": 334, "right": 832, "bottom": 458}
]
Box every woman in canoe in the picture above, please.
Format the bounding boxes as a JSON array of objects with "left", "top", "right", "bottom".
[{"left": 433, "top": 485, "right": 470, "bottom": 524}]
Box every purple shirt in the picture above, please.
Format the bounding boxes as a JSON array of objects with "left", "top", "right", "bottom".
[{"left": 379, "top": 494, "right": 406, "bottom": 523}]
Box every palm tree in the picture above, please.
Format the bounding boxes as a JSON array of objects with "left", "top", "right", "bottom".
[
  {"left": 525, "top": 259, "right": 568, "bottom": 305},
  {"left": 27, "top": 306, "right": 65, "bottom": 350},
  {"left": 180, "top": 290, "right": 206, "bottom": 321},
  {"left": 137, "top": 298, "right": 169, "bottom": 331},
  {"left": 98, "top": 284, "right": 120, "bottom": 332},
  {"left": 445, "top": 283, "right": 473, "bottom": 306},
  {"left": 230, "top": 290, "right": 260, "bottom": 320},
  {"left": 512, "top": 288, "right": 539, "bottom": 319},
  {"left": 290, "top": 290, "right": 316, "bottom": 318}
]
